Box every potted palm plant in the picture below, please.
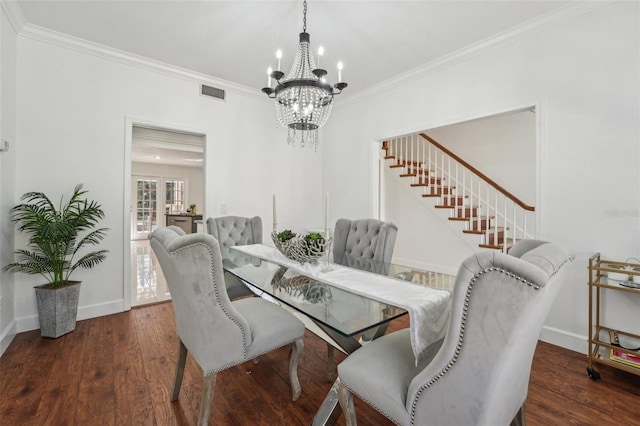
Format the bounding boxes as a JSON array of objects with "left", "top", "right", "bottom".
[{"left": 3, "top": 184, "right": 109, "bottom": 338}]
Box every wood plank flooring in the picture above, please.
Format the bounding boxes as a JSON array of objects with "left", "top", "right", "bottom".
[{"left": 1, "top": 302, "right": 639, "bottom": 425}]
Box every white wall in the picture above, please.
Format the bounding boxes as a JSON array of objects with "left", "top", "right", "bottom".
[
  {"left": 323, "top": 2, "right": 640, "bottom": 353},
  {"left": 13, "top": 34, "right": 323, "bottom": 332},
  {"left": 0, "top": 5, "right": 17, "bottom": 354}
]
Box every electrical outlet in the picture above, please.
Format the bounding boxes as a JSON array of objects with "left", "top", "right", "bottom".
[{"left": 221, "top": 203, "right": 228, "bottom": 214}]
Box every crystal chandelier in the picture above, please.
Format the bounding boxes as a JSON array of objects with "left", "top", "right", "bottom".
[{"left": 261, "top": 0, "right": 347, "bottom": 149}]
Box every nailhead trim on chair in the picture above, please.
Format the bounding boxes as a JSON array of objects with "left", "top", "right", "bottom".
[
  {"left": 408, "top": 266, "right": 542, "bottom": 425},
  {"left": 173, "top": 242, "right": 249, "bottom": 375}
]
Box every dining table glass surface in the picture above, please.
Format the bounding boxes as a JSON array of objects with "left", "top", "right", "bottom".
[{"left": 221, "top": 247, "right": 455, "bottom": 338}]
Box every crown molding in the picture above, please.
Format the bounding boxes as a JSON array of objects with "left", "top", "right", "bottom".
[
  {"left": 338, "top": 1, "right": 614, "bottom": 109},
  {"left": 19, "top": 23, "right": 265, "bottom": 100},
  {"left": 1, "top": 0, "right": 26, "bottom": 33}
]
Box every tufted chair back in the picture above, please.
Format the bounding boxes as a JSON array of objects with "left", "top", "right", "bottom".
[
  {"left": 207, "top": 216, "right": 262, "bottom": 246},
  {"left": 333, "top": 218, "right": 398, "bottom": 266},
  {"left": 206, "top": 216, "right": 262, "bottom": 299}
]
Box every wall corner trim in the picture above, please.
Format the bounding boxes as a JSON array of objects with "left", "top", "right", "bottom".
[
  {"left": 0, "top": 319, "right": 17, "bottom": 357},
  {"left": 1, "top": 0, "right": 26, "bottom": 33}
]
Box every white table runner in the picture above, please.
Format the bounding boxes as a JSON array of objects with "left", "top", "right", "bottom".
[{"left": 231, "top": 244, "right": 452, "bottom": 363}]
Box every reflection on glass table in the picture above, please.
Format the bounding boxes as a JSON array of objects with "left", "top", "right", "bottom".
[{"left": 224, "top": 252, "right": 409, "bottom": 339}]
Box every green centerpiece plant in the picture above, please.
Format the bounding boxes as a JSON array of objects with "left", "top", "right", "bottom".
[
  {"left": 3, "top": 184, "right": 109, "bottom": 337},
  {"left": 303, "top": 232, "right": 325, "bottom": 255},
  {"left": 276, "top": 229, "right": 297, "bottom": 242}
]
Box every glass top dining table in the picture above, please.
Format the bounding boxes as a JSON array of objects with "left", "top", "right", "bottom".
[{"left": 222, "top": 246, "right": 456, "bottom": 339}]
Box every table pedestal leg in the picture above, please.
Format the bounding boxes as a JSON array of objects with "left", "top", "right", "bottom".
[{"left": 327, "top": 344, "right": 335, "bottom": 382}]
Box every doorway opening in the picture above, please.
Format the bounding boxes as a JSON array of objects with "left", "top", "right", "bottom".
[
  {"left": 129, "top": 125, "right": 205, "bottom": 307},
  {"left": 374, "top": 106, "right": 539, "bottom": 273}
]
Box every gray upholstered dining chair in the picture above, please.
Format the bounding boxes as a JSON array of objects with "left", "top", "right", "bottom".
[
  {"left": 149, "top": 227, "right": 305, "bottom": 426},
  {"left": 336, "top": 240, "right": 573, "bottom": 426},
  {"left": 206, "top": 215, "right": 262, "bottom": 299},
  {"left": 332, "top": 218, "right": 398, "bottom": 272},
  {"left": 321, "top": 218, "right": 399, "bottom": 379},
  {"left": 333, "top": 218, "right": 398, "bottom": 341}
]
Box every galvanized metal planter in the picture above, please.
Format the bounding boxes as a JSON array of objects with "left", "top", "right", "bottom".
[{"left": 34, "top": 281, "right": 81, "bottom": 338}]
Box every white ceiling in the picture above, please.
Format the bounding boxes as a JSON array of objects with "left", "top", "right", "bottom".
[
  {"left": 14, "top": 0, "right": 571, "bottom": 96},
  {"left": 132, "top": 126, "right": 204, "bottom": 167}
]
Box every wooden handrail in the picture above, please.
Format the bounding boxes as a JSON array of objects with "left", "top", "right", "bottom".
[{"left": 419, "top": 133, "right": 535, "bottom": 212}]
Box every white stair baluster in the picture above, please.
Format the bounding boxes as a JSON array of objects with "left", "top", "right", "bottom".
[
  {"left": 410, "top": 134, "right": 414, "bottom": 179},
  {"left": 503, "top": 195, "right": 508, "bottom": 253}
]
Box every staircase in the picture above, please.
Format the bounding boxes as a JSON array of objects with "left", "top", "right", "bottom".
[{"left": 382, "top": 133, "right": 535, "bottom": 252}]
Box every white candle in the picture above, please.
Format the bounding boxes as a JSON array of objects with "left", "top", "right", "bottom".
[
  {"left": 324, "top": 192, "right": 330, "bottom": 238},
  {"left": 267, "top": 67, "right": 272, "bottom": 88},
  {"left": 337, "top": 62, "right": 343, "bottom": 83},
  {"left": 273, "top": 194, "right": 277, "bottom": 231},
  {"left": 276, "top": 49, "right": 282, "bottom": 71},
  {"left": 317, "top": 46, "right": 324, "bottom": 69}
]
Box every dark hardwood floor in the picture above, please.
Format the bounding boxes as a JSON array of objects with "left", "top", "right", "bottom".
[{"left": 1, "top": 302, "right": 639, "bottom": 425}]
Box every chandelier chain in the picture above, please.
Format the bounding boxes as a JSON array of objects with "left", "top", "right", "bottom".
[{"left": 303, "top": 0, "right": 307, "bottom": 32}]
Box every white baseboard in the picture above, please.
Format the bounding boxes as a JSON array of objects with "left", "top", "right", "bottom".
[
  {"left": 541, "top": 325, "right": 587, "bottom": 354},
  {"left": 77, "top": 299, "right": 125, "bottom": 321},
  {"left": 0, "top": 319, "right": 17, "bottom": 357},
  {"left": 15, "top": 299, "right": 125, "bottom": 333}
]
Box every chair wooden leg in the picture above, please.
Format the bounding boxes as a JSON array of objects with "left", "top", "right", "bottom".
[
  {"left": 171, "top": 340, "right": 188, "bottom": 402},
  {"left": 510, "top": 404, "right": 526, "bottom": 426},
  {"left": 289, "top": 338, "right": 304, "bottom": 401},
  {"left": 197, "top": 373, "right": 217, "bottom": 426},
  {"left": 338, "top": 379, "right": 357, "bottom": 426},
  {"left": 327, "top": 343, "right": 335, "bottom": 382}
]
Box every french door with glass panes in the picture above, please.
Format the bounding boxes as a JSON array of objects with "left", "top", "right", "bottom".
[
  {"left": 132, "top": 177, "right": 158, "bottom": 240},
  {"left": 131, "top": 176, "right": 186, "bottom": 240}
]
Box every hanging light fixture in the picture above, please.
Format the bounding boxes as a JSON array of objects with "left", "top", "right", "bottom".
[{"left": 261, "top": 0, "right": 348, "bottom": 149}]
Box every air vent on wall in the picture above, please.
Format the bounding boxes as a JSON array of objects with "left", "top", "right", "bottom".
[{"left": 201, "top": 85, "right": 225, "bottom": 100}]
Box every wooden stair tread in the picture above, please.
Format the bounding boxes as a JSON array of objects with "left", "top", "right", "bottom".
[
  {"left": 413, "top": 179, "right": 443, "bottom": 183},
  {"left": 449, "top": 217, "right": 475, "bottom": 221},
  {"left": 436, "top": 200, "right": 469, "bottom": 207},
  {"left": 470, "top": 216, "right": 495, "bottom": 221},
  {"left": 463, "top": 227, "right": 508, "bottom": 235},
  {"left": 435, "top": 204, "right": 473, "bottom": 209},
  {"left": 479, "top": 239, "right": 517, "bottom": 251},
  {"left": 422, "top": 190, "right": 456, "bottom": 197}
]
